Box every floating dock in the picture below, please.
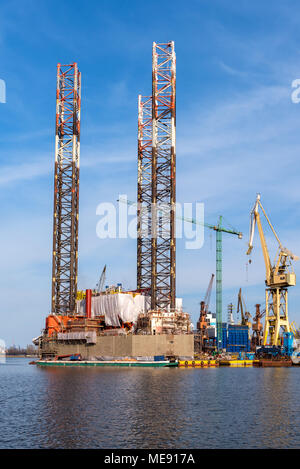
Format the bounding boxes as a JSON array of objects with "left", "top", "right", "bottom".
[
  {"left": 219, "top": 360, "right": 255, "bottom": 367},
  {"left": 35, "top": 358, "right": 299, "bottom": 368},
  {"left": 178, "top": 360, "right": 219, "bottom": 367}
]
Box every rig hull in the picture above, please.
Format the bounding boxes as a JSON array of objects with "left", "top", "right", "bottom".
[{"left": 39, "top": 333, "right": 194, "bottom": 361}]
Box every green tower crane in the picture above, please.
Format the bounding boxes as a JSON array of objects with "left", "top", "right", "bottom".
[
  {"left": 118, "top": 198, "right": 242, "bottom": 350},
  {"left": 215, "top": 218, "right": 242, "bottom": 348},
  {"left": 182, "top": 214, "right": 242, "bottom": 350}
]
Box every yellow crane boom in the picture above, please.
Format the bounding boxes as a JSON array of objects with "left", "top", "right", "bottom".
[{"left": 246, "top": 194, "right": 298, "bottom": 346}]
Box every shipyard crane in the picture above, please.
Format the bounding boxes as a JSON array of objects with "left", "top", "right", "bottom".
[
  {"left": 118, "top": 197, "right": 242, "bottom": 350},
  {"left": 196, "top": 274, "right": 214, "bottom": 351},
  {"left": 237, "top": 288, "right": 251, "bottom": 328},
  {"left": 184, "top": 215, "right": 242, "bottom": 351},
  {"left": 96, "top": 265, "right": 107, "bottom": 293},
  {"left": 246, "top": 193, "right": 298, "bottom": 346},
  {"left": 203, "top": 273, "right": 214, "bottom": 316},
  {"left": 197, "top": 274, "right": 214, "bottom": 331},
  {"left": 290, "top": 321, "right": 300, "bottom": 339}
]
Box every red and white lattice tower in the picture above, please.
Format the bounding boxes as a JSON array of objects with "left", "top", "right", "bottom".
[
  {"left": 51, "top": 63, "right": 81, "bottom": 315},
  {"left": 137, "top": 95, "right": 153, "bottom": 292},
  {"left": 151, "top": 42, "right": 176, "bottom": 310}
]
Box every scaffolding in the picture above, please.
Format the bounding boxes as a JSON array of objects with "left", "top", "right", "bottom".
[{"left": 51, "top": 63, "right": 81, "bottom": 315}]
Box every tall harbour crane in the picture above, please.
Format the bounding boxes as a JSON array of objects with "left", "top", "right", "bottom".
[
  {"left": 183, "top": 215, "right": 242, "bottom": 351},
  {"left": 246, "top": 194, "right": 298, "bottom": 346},
  {"left": 290, "top": 321, "right": 300, "bottom": 339},
  {"left": 196, "top": 274, "right": 214, "bottom": 351},
  {"left": 197, "top": 274, "right": 214, "bottom": 328},
  {"left": 203, "top": 273, "right": 214, "bottom": 318},
  {"left": 96, "top": 265, "right": 107, "bottom": 293},
  {"left": 237, "top": 287, "right": 251, "bottom": 340},
  {"left": 237, "top": 288, "right": 251, "bottom": 328}
]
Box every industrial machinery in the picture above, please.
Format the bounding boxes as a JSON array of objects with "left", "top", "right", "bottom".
[
  {"left": 196, "top": 274, "right": 214, "bottom": 351},
  {"left": 96, "top": 265, "right": 107, "bottom": 293},
  {"left": 237, "top": 288, "right": 251, "bottom": 330},
  {"left": 247, "top": 193, "right": 298, "bottom": 346},
  {"left": 251, "top": 304, "right": 264, "bottom": 349},
  {"left": 256, "top": 332, "right": 294, "bottom": 359}
]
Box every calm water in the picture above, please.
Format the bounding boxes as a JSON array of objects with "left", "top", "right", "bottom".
[{"left": 0, "top": 357, "right": 299, "bottom": 449}]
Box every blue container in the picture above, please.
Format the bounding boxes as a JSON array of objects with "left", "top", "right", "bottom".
[
  {"left": 227, "top": 325, "right": 250, "bottom": 352},
  {"left": 154, "top": 355, "right": 165, "bottom": 362},
  {"left": 222, "top": 323, "right": 227, "bottom": 349}
]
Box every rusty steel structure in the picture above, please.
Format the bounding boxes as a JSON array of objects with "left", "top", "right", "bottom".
[
  {"left": 137, "top": 95, "right": 152, "bottom": 293},
  {"left": 151, "top": 41, "right": 176, "bottom": 311},
  {"left": 251, "top": 304, "right": 264, "bottom": 349},
  {"left": 51, "top": 63, "right": 81, "bottom": 315}
]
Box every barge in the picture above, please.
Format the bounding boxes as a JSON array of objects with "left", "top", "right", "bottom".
[
  {"left": 253, "top": 359, "right": 293, "bottom": 367},
  {"left": 36, "top": 359, "right": 178, "bottom": 368}
]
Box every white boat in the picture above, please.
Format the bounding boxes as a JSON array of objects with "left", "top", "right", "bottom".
[{"left": 291, "top": 351, "right": 300, "bottom": 365}]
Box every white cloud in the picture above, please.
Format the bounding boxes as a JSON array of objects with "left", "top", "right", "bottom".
[
  {"left": 0, "top": 159, "right": 51, "bottom": 186},
  {"left": 218, "top": 60, "right": 248, "bottom": 78}
]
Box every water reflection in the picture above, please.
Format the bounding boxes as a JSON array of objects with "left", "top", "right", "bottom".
[
  {"left": 1, "top": 359, "right": 300, "bottom": 448},
  {"left": 40, "top": 368, "right": 190, "bottom": 448}
]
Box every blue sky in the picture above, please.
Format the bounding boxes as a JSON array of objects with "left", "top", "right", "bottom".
[{"left": 1, "top": 0, "right": 300, "bottom": 345}]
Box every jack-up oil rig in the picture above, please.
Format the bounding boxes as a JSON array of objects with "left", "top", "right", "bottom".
[
  {"left": 37, "top": 43, "right": 194, "bottom": 361},
  {"left": 35, "top": 48, "right": 299, "bottom": 366}
]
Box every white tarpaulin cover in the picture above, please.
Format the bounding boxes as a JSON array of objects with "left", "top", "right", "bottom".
[{"left": 76, "top": 293, "right": 150, "bottom": 327}]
